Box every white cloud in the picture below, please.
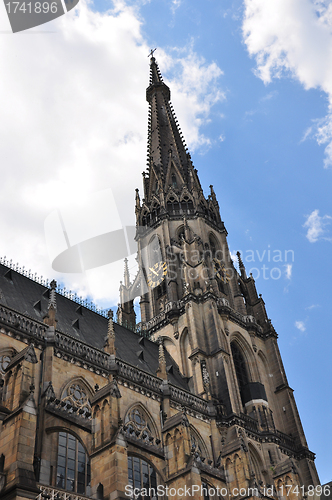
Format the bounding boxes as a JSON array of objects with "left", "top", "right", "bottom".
[
  {"left": 242, "top": 0, "right": 332, "bottom": 167},
  {"left": 260, "top": 90, "right": 278, "bottom": 102},
  {"left": 285, "top": 264, "right": 292, "bottom": 280},
  {"left": 0, "top": 0, "right": 223, "bottom": 308},
  {"left": 303, "top": 209, "right": 332, "bottom": 242},
  {"left": 306, "top": 304, "right": 321, "bottom": 310},
  {"left": 171, "top": 0, "right": 182, "bottom": 14},
  {"left": 161, "top": 48, "right": 225, "bottom": 150},
  {"left": 295, "top": 320, "right": 306, "bottom": 332}
]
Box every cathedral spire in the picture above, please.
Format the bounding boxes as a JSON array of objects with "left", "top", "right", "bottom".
[
  {"left": 136, "top": 55, "right": 224, "bottom": 231},
  {"left": 145, "top": 54, "right": 191, "bottom": 201}
]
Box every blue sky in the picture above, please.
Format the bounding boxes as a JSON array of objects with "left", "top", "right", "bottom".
[{"left": 0, "top": 0, "right": 331, "bottom": 483}]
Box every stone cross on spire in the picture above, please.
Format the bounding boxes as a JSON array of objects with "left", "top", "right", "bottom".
[{"left": 148, "top": 48, "right": 157, "bottom": 58}]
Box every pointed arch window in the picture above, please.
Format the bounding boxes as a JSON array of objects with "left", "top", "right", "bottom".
[
  {"left": 167, "top": 197, "right": 180, "bottom": 215},
  {"left": 209, "top": 235, "right": 218, "bottom": 258},
  {"left": 151, "top": 203, "right": 160, "bottom": 221},
  {"left": 127, "top": 456, "right": 165, "bottom": 499},
  {"left": 202, "top": 481, "right": 220, "bottom": 499},
  {"left": 180, "top": 196, "right": 194, "bottom": 215},
  {"left": 56, "top": 432, "right": 91, "bottom": 495},
  {"left": 171, "top": 173, "right": 177, "bottom": 189},
  {"left": 231, "top": 342, "right": 249, "bottom": 404}
]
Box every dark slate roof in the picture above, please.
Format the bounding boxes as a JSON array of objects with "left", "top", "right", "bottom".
[{"left": 0, "top": 263, "right": 189, "bottom": 391}]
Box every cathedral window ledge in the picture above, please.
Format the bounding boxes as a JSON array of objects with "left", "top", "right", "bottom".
[
  {"left": 0, "top": 404, "right": 11, "bottom": 418},
  {"left": 195, "top": 459, "right": 226, "bottom": 481},
  {"left": 274, "top": 383, "right": 294, "bottom": 394},
  {"left": 37, "top": 485, "right": 92, "bottom": 500},
  {"left": 45, "top": 404, "right": 92, "bottom": 432},
  {"left": 125, "top": 436, "right": 165, "bottom": 458},
  {"left": 217, "top": 413, "right": 297, "bottom": 453}
]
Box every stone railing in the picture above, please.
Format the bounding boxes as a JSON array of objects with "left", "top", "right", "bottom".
[
  {"left": 216, "top": 299, "right": 264, "bottom": 335},
  {"left": 239, "top": 412, "right": 259, "bottom": 433},
  {"left": 143, "top": 300, "right": 184, "bottom": 331},
  {"left": 117, "top": 360, "right": 163, "bottom": 393},
  {"left": 221, "top": 412, "right": 297, "bottom": 453},
  {"left": 116, "top": 360, "right": 210, "bottom": 415},
  {"left": 0, "top": 304, "right": 47, "bottom": 340},
  {"left": 274, "top": 429, "right": 296, "bottom": 450},
  {"left": 143, "top": 296, "right": 264, "bottom": 336},
  {"left": 54, "top": 332, "right": 109, "bottom": 370},
  {"left": 170, "top": 386, "right": 209, "bottom": 415},
  {"left": 37, "top": 485, "right": 91, "bottom": 500}
]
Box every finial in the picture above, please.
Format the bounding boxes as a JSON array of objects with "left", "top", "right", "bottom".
[
  {"left": 135, "top": 188, "right": 140, "bottom": 209},
  {"left": 49, "top": 280, "right": 57, "bottom": 309},
  {"left": 201, "top": 359, "right": 211, "bottom": 398},
  {"left": 157, "top": 336, "right": 167, "bottom": 380},
  {"left": 43, "top": 279, "right": 57, "bottom": 327},
  {"left": 124, "top": 258, "right": 130, "bottom": 288},
  {"left": 237, "top": 251, "right": 247, "bottom": 279},
  {"left": 104, "top": 308, "right": 116, "bottom": 356}
]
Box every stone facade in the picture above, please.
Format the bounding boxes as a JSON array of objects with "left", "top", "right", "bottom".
[{"left": 0, "top": 55, "right": 321, "bottom": 500}]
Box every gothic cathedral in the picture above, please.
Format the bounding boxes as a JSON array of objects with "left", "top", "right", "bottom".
[{"left": 0, "top": 55, "right": 320, "bottom": 500}]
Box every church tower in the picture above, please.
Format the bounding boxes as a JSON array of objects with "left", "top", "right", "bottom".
[{"left": 118, "top": 54, "right": 320, "bottom": 490}]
